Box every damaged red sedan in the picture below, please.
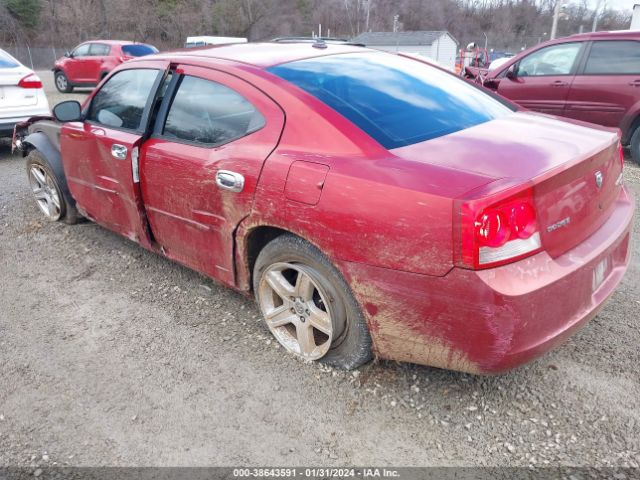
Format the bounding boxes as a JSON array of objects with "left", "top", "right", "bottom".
[{"left": 15, "top": 42, "right": 634, "bottom": 374}]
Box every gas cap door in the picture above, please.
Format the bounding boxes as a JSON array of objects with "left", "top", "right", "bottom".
[{"left": 285, "top": 161, "right": 330, "bottom": 206}]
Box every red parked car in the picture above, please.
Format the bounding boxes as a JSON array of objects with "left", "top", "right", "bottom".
[
  {"left": 482, "top": 30, "right": 640, "bottom": 164},
  {"left": 15, "top": 42, "right": 634, "bottom": 374},
  {"left": 52, "top": 40, "right": 157, "bottom": 93}
]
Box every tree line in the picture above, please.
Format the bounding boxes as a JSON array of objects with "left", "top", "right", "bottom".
[{"left": 0, "top": 0, "right": 632, "bottom": 52}]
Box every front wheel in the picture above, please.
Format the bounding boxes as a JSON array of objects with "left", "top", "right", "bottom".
[
  {"left": 26, "top": 150, "right": 80, "bottom": 224},
  {"left": 54, "top": 71, "right": 73, "bottom": 93},
  {"left": 253, "top": 234, "right": 372, "bottom": 370}
]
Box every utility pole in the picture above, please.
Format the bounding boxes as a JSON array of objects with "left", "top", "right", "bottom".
[
  {"left": 550, "top": 1, "right": 561, "bottom": 39},
  {"left": 365, "top": 0, "right": 371, "bottom": 32},
  {"left": 592, "top": 0, "right": 603, "bottom": 32},
  {"left": 393, "top": 14, "right": 399, "bottom": 33}
]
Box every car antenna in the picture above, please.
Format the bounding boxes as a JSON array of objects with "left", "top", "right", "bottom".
[{"left": 312, "top": 38, "right": 328, "bottom": 49}]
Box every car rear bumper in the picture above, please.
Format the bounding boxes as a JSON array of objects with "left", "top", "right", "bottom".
[
  {"left": 0, "top": 110, "right": 51, "bottom": 137},
  {"left": 338, "top": 186, "right": 635, "bottom": 374}
]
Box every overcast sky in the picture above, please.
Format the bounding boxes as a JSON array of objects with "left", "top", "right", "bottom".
[{"left": 586, "top": 0, "right": 635, "bottom": 12}]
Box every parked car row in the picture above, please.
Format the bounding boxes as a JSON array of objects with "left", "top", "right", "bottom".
[
  {"left": 0, "top": 40, "right": 157, "bottom": 139},
  {"left": 13, "top": 41, "right": 633, "bottom": 374}
]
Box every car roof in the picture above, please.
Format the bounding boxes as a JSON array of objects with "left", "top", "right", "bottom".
[
  {"left": 146, "top": 42, "right": 370, "bottom": 69},
  {"left": 566, "top": 30, "right": 640, "bottom": 41},
  {"left": 79, "top": 40, "right": 152, "bottom": 46}
]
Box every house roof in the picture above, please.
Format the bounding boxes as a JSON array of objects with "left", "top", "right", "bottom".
[{"left": 350, "top": 31, "right": 457, "bottom": 47}]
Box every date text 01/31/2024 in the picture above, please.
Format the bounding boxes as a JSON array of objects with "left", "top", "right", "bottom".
[{"left": 232, "top": 468, "right": 400, "bottom": 478}]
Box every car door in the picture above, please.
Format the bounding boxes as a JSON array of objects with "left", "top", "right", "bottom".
[
  {"left": 66, "top": 43, "right": 92, "bottom": 83},
  {"left": 496, "top": 42, "right": 584, "bottom": 116},
  {"left": 60, "top": 61, "right": 169, "bottom": 242},
  {"left": 87, "top": 43, "right": 111, "bottom": 83},
  {"left": 564, "top": 40, "right": 640, "bottom": 129},
  {"left": 140, "top": 65, "right": 285, "bottom": 286}
]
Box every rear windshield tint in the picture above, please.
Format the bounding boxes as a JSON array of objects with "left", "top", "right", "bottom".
[
  {"left": 121, "top": 44, "right": 158, "bottom": 57},
  {"left": 268, "top": 52, "right": 514, "bottom": 149},
  {"left": 0, "top": 50, "right": 20, "bottom": 68}
]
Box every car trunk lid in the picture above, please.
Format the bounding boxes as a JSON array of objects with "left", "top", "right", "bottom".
[
  {"left": 392, "top": 111, "right": 623, "bottom": 259},
  {"left": 0, "top": 66, "right": 39, "bottom": 109}
]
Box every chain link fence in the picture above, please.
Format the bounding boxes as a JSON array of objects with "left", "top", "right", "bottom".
[{"left": 0, "top": 46, "right": 73, "bottom": 70}]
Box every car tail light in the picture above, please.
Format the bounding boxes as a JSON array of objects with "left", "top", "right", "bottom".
[
  {"left": 18, "top": 73, "right": 42, "bottom": 89},
  {"left": 456, "top": 187, "right": 542, "bottom": 269}
]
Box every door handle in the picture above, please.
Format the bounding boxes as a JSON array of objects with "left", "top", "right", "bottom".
[
  {"left": 111, "top": 144, "right": 127, "bottom": 160},
  {"left": 629, "top": 80, "right": 640, "bottom": 87},
  {"left": 551, "top": 80, "right": 568, "bottom": 87},
  {"left": 215, "top": 170, "right": 245, "bottom": 193}
]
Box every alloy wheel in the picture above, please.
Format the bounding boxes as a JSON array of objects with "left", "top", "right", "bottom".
[
  {"left": 29, "top": 165, "right": 62, "bottom": 220},
  {"left": 56, "top": 74, "right": 67, "bottom": 91},
  {"left": 258, "top": 262, "right": 333, "bottom": 360}
]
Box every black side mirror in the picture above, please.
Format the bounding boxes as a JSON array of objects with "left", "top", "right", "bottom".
[
  {"left": 53, "top": 100, "right": 82, "bottom": 122},
  {"left": 64, "top": 51, "right": 72, "bottom": 58},
  {"left": 506, "top": 64, "right": 517, "bottom": 79}
]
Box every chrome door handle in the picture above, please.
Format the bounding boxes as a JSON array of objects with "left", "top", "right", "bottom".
[
  {"left": 111, "top": 144, "right": 127, "bottom": 160},
  {"left": 216, "top": 170, "right": 245, "bottom": 193}
]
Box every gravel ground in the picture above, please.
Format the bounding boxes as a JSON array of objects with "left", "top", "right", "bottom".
[{"left": 0, "top": 71, "right": 639, "bottom": 469}]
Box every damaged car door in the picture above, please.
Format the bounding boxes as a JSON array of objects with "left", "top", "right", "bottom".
[
  {"left": 139, "top": 65, "right": 285, "bottom": 285},
  {"left": 60, "top": 61, "right": 169, "bottom": 242}
]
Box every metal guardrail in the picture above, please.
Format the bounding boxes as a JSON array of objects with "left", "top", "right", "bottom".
[{"left": 0, "top": 45, "right": 73, "bottom": 70}]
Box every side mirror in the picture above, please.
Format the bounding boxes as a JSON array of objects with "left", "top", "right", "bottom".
[
  {"left": 506, "top": 64, "right": 516, "bottom": 79},
  {"left": 53, "top": 100, "right": 82, "bottom": 122},
  {"left": 64, "top": 51, "right": 72, "bottom": 58}
]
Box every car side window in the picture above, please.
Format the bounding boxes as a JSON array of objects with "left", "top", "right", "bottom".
[
  {"left": 162, "top": 75, "right": 265, "bottom": 145},
  {"left": 72, "top": 44, "right": 90, "bottom": 57},
  {"left": 517, "top": 42, "right": 581, "bottom": 77},
  {"left": 89, "top": 43, "right": 110, "bottom": 56},
  {"left": 584, "top": 41, "right": 640, "bottom": 75},
  {"left": 86, "top": 69, "right": 160, "bottom": 130}
]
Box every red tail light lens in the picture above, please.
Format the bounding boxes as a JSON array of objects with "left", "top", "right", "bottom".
[
  {"left": 457, "top": 187, "right": 543, "bottom": 269},
  {"left": 510, "top": 202, "right": 536, "bottom": 239},
  {"left": 476, "top": 210, "right": 509, "bottom": 247},
  {"left": 18, "top": 73, "right": 43, "bottom": 89}
]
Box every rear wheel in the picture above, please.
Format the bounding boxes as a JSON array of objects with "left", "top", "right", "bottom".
[
  {"left": 54, "top": 71, "right": 73, "bottom": 93},
  {"left": 26, "top": 150, "right": 80, "bottom": 224},
  {"left": 253, "top": 234, "right": 372, "bottom": 370}
]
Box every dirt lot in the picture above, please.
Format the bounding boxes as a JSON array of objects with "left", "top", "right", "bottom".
[{"left": 0, "top": 70, "right": 639, "bottom": 469}]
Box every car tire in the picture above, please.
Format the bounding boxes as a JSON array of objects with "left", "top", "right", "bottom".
[
  {"left": 253, "top": 234, "right": 372, "bottom": 370},
  {"left": 26, "top": 150, "right": 81, "bottom": 224},
  {"left": 630, "top": 126, "right": 640, "bottom": 165},
  {"left": 54, "top": 71, "right": 73, "bottom": 93}
]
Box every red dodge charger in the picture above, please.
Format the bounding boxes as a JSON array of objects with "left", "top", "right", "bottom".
[{"left": 15, "top": 41, "right": 634, "bottom": 374}]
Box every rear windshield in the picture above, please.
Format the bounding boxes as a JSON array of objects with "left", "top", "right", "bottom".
[
  {"left": 268, "top": 52, "right": 514, "bottom": 149},
  {"left": 121, "top": 44, "right": 158, "bottom": 57},
  {"left": 0, "top": 49, "right": 20, "bottom": 68}
]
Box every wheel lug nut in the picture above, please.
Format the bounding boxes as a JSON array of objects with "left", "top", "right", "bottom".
[{"left": 300, "top": 316, "right": 305, "bottom": 323}]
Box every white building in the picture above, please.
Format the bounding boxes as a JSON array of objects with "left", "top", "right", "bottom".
[
  {"left": 632, "top": 4, "right": 640, "bottom": 30},
  {"left": 350, "top": 31, "right": 459, "bottom": 70}
]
